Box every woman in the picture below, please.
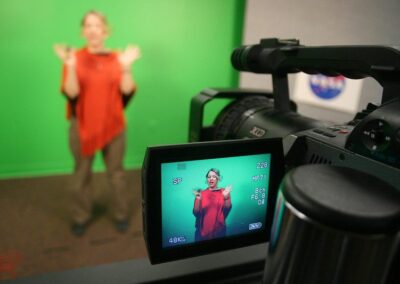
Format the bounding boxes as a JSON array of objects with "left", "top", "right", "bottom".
[
  {"left": 193, "top": 168, "right": 232, "bottom": 241},
  {"left": 54, "top": 10, "right": 141, "bottom": 236}
]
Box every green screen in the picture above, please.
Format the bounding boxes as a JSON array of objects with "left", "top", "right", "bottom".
[
  {"left": 161, "top": 153, "right": 271, "bottom": 248},
  {"left": 0, "top": 0, "right": 244, "bottom": 178}
]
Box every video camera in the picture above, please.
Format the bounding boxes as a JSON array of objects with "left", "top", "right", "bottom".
[
  {"left": 190, "top": 38, "right": 400, "bottom": 190},
  {"left": 142, "top": 38, "right": 400, "bottom": 272}
]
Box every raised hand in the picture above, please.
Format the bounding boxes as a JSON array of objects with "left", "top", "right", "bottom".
[
  {"left": 118, "top": 45, "right": 141, "bottom": 71},
  {"left": 222, "top": 185, "right": 232, "bottom": 199},
  {"left": 53, "top": 44, "right": 76, "bottom": 66},
  {"left": 193, "top": 189, "right": 202, "bottom": 200}
]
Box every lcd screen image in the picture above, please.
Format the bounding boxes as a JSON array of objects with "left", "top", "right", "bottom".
[{"left": 161, "top": 154, "right": 271, "bottom": 248}]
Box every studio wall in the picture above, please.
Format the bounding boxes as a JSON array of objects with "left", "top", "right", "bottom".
[{"left": 240, "top": 0, "right": 400, "bottom": 123}]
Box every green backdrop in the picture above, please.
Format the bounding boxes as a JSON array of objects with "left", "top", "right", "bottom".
[
  {"left": 161, "top": 154, "right": 271, "bottom": 248},
  {"left": 0, "top": 0, "right": 245, "bottom": 178}
]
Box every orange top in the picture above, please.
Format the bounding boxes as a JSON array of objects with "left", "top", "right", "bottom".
[{"left": 61, "top": 47, "right": 127, "bottom": 156}]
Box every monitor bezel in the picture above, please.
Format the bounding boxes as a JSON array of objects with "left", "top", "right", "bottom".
[{"left": 142, "top": 138, "right": 284, "bottom": 264}]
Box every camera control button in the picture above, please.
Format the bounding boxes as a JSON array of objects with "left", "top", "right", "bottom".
[
  {"left": 323, "top": 132, "right": 336, "bottom": 138},
  {"left": 312, "top": 129, "right": 324, "bottom": 134},
  {"left": 361, "top": 120, "right": 392, "bottom": 152},
  {"left": 328, "top": 126, "right": 341, "bottom": 131}
]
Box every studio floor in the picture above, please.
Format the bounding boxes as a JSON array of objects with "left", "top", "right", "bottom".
[{"left": 0, "top": 169, "right": 147, "bottom": 281}]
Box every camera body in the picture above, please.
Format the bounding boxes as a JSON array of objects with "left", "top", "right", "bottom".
[
  {"left": 189, "top": 38, "right": 400, "bottom": 191},
  {"left": 185, "top": 39, "right": 400, "bottom": 282},
  {"left": 142, "top": 39, "right": 400, "bottom": 272}
]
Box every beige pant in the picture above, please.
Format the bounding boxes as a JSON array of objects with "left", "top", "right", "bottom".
[{"left": 69, "top": 118, "right": 130, "bottom": 225}]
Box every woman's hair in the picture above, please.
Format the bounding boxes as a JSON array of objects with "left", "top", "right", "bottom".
[
  {"left": 81, "top": 10, "right": 109, "bottom": 30},
  {"left": 206, "top": 168, "right": 221, "bottom": 180}
]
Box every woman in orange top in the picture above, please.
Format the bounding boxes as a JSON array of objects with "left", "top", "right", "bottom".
[{"left": 54, "top": 10, "right": 141, "bottom": 236}]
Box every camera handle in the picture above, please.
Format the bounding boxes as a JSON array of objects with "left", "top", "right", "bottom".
[{"left": 232, "top": 38, "right": 400, "bottom": 107}]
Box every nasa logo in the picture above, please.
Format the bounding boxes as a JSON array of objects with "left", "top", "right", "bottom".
[{"left": 309, "top": 74, "right": 346, "bottom": 99}]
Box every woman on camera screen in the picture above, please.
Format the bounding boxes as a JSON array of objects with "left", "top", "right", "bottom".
[{"left": 193, "top": 168, "right": 232, "bottom": 241}]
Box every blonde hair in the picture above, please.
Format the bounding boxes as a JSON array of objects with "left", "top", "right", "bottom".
[
  {"left": 81, "top": 10, "right": 110, "bottom": 32},
  {"left": 206, "top": 168, "right": 221, "bottom": 180}
]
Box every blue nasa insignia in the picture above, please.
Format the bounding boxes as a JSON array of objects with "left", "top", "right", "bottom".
[{"left": 309, "top": 74, "right": 346, "bottom": 99}]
